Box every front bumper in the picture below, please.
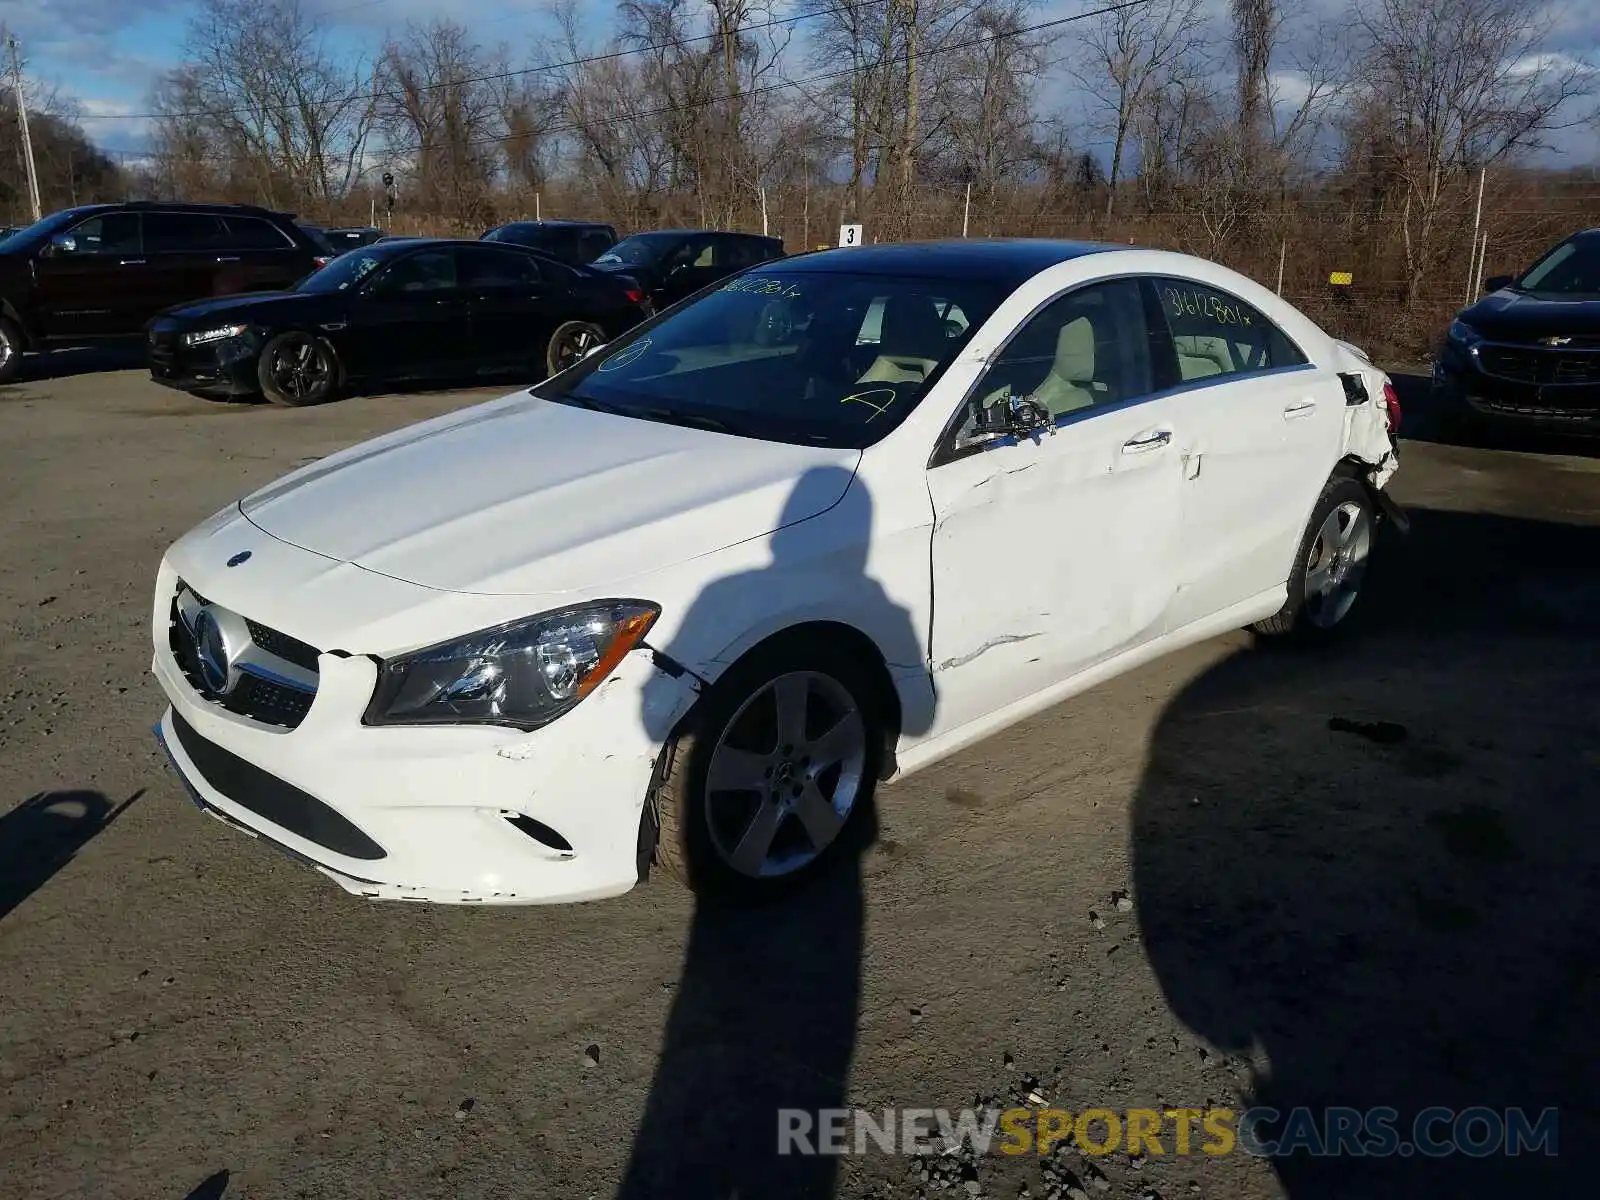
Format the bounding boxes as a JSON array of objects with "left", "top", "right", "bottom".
[
  {"left": 151, "top": 581, "right": 696, "bottom": 905},
  {"left": 148, "top": 329, "right": 261, "bottom": 397},
  {"left": 1435, "top": 349, "right": 1600, "bottom": 433}
]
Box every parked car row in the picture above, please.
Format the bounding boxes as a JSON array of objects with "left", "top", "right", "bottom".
[{"left": 0, "top": 201, "right": 786, "bottom": 403}]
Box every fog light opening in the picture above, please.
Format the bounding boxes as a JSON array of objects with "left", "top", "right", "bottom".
[{"left": 503, "top": 812, "right": 575, "bottom": 856}]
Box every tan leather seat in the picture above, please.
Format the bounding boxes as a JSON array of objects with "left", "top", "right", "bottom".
[
  {"left": 857, "top": 296, "right": 949, "bottom": 385},
  {"left": 1031, "top": 317, "right": 1100, "bottom": 417},
  {"left": 1173, "top": 334, "right": 1236, "bottom": 381}
]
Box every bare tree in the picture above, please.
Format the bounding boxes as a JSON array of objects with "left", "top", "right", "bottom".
[
  {"left": 1071, "top": 0, "right": 1204, "bottom": 218},
  {"left": 147, "top": 0, "right": 374, "bottom": 213},
  {"left": 1354, "top": 0, "right": 1593, "bottom": 300}
]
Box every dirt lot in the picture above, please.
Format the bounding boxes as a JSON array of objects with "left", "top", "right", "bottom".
[{"left": 1, "top": 360, "right": 1597, "bottom": 1200}]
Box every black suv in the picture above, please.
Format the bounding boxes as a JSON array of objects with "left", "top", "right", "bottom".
[
  {"left": 481, "top": 219, "right": 618, "bottom": 266},
  {"left": 0, "top": 202, "right": 329, "bottom": 383}
]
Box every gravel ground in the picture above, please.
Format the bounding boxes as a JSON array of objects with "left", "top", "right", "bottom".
[{"left": 1, "top": 360, "right": 1596, "bottom": 1200}]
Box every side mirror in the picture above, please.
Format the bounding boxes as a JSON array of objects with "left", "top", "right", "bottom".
[
  {"left": 1007, "top": 393, "right": 1054, "bottom": 435},
  {"left": 1484, "top": 274, "right": 1513, "bottom": 293}
]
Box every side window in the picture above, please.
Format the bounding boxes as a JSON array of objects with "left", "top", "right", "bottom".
[
  {"left": 60, "top": 212, "right": 141, "bottom": 255},
  {"left": 220, "top": 216, "right": 292, "bottom": 251},
  {"left": 460, "top": 247, "right": 543, "bottom": 289},
  {"left": 579, "top": 230, "right": 613, "bottom": 261},
  {"left": 376, "top": 249, "right": 458, "bottom": 294},
  {"left": 952, "top": 280, "right": 1156, "bottom": 447},
  {"left": 144, "top": 212, "right": 227, "bottom": 253},
  {"left": 1154, "top": 277, "right": 1308, "bottom": 382},
  {"left": 690, "top": 238, "right": 716, "bottom": 268}
]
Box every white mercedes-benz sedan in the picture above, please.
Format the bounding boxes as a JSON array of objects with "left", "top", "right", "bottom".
[{"left": 151, "top": 240, "right": 1403, "bottom": 904}]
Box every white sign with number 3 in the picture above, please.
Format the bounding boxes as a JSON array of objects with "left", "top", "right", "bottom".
[{"left": 838, "top": 224, "right": 862, "bottom": 247}]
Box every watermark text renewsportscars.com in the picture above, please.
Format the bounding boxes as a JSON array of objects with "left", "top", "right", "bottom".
[{"left": 778, "top": 1106, "right": 1559, "bottom": 1159}]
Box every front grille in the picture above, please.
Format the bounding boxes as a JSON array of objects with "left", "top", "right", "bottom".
[
  {"left": 168, "top": 584, "right": 320, "bottom": 730},
  {"left": 1479, "top": 344, "right": 1600, "bottom": 386},
  {"left": 245, "top": 619, "right": 320, "bottom": 672}
]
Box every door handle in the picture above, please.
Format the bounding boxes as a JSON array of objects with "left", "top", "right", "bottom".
[
  {"left": 215, "top": 256, "right": 240, "bottom": 263},
  {"left": 1283, "top": 399, "right": 1318, "bottom": 419},
  {"left": 119, "top": 258, "right": 146, "bottom": 266},
  {"left": 1122, "top": 429, "right": 1172, "bottom": 454}
]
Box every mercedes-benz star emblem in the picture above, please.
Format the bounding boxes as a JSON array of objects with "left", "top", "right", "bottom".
[
  {"left": 227, "top": 550, "right": 252, "bottom": 567},
  {"left": 192, "top": 609, "right": 231, "bottom": 694}
]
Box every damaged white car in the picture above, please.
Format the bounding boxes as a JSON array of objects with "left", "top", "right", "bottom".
[{"left": 151, "top": 240, "right": 1403, "bottom": 904}]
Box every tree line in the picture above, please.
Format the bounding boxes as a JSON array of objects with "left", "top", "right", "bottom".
[{"left": 7, "top": 1, "right": 1599, "bottom": 355}]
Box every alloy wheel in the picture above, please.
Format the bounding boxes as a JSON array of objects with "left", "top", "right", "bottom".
[
  {"left": 702, "top": 670, "right": 868, "bottom": 879},
  {"left": 1304, "top": 500, "right": 1372, "bottom": 629},
  {"left": 550, "top": 324, "right": 603, "bottom": 374},
  {"left": 268, "top": 337, "right": 330, "bottom": 402}
]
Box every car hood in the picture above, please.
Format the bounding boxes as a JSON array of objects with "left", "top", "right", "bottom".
[
  {"left": 1460, "top": 289, "right": 1600, "bottom": 339},
  {"left": 156, "top": 291, "right": 320, "bottom": 325},
  {"left": 238, "top": 391, "right": 862, "bottom": 596}
]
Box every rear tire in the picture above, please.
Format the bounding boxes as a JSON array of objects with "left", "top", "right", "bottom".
[
  {"left": 1253, "top": 475, "right": 1376, "bottom": 641},
  {"left": 257, "top": 331, "right": 340, "bottom": 407},
  {"left": 0, "top": 317, "right": 23, "bottom": 385},
  {"left": 650, "top": 637, "right": 884, "bottom": 901},
  {"left": 544, "top": 321, "right": 606, "bottom": 378}
]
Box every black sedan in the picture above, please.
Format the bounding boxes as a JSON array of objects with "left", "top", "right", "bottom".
[
  {"left": 1435, "top": 227, "right": 1600, "bottom": 437},
  {"left": 589, "top": 229, "right": 784, "bottom": 310},
  {"left": 146, "top": 238, "right": 650, "bottom": 406}
]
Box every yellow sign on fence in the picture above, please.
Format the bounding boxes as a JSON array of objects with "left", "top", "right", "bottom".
[{"left": 1329, "top": 271, "right": 1354, "bottom": 286}]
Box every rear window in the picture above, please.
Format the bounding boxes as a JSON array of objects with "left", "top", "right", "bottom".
[{"left": 540, "top": 270, "right": 1005, "bottom": 448}]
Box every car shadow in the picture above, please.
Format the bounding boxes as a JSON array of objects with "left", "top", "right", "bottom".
[
  {"left": 0, "top": 789, "right": 144, "bottom": 922},
  {"left": 1390, "top": 367, "right": 1600, "bottom": 457},
  {"left": 618, "top": 466, "right": 933, "bottom": 1199},
  {"left": 1133, "top": 506, "right": 1600, "bottom": 1196},
  {"left": 180, "top": 1169, "right": 230, "bottom": 1199}
]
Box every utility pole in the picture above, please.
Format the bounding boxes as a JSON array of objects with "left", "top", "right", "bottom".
[{"left": 7, "top": 36, "right": 42, "bottom": 223}]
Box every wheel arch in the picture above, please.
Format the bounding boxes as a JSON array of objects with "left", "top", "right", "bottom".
[{"left": 661, "top": 618, "right": 905, "bottom": 777}]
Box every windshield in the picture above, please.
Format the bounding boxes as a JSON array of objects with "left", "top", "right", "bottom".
[
  {"left": 1516, "top": 234, "right": 1600, "bottom": 297},
  {"left": 296, "top": 250, "right": 384, "bottom": 293},
  {"left": 0, "top": 210, "right": 82, "bottom": 254},
  {"left": 591, "top": 233, "right": 680, "bottom": 267},
  {"left": 538, "top": 269, "right": 1003, "bottom": 448}
]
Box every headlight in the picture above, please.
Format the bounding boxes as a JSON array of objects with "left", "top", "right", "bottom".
[
  {"left": 183, "top": 324, "right": 249, "bottom": 347},
  {"left": 1447, "top": 320, "right": 1482, "bottom": 348},
  {"left": 362, "top": 600, "right": 660, "bottom": 729}
]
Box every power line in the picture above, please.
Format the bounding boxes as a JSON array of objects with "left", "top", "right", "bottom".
[
  {"left": 104, "top": 0, "right": 1159, "bottom": 164},
  {"left": 77, "top": 0, "right": 895, "bottom": 125}
]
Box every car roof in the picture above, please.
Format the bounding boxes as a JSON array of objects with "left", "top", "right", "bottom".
[
  {"left": 494, "top": 219, "right": 612, "bottom": 229},
  {"left": 775, "top": 238, "right": 1123, "bottom": 283}
]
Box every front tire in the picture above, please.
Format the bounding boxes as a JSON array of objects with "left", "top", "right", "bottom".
[
  {"left": 544, "top": 320, "right": 606, "bottom": 378},
  {"left": 257, "top": 331, "right": 340, "bottom": 406},
  {"left": 0, "top": 317, "right": 23, "bottom": 385},
  {"left": 1254, "top": 475, "right": 1377, "bottom": 640},
  {"left": 650, "top": 638, "right": 884, "bottom": 900}
]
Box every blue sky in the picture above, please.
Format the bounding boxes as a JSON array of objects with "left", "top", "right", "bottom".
[{"left": 3, "top": 0, "right": 1598, "bottom": 164}]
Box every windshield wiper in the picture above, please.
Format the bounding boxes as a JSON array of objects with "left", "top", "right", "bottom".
[{"left": 632, "top": 406, "right": 737, "bottom": 434}]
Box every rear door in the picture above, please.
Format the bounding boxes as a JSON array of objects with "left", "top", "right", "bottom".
[
  {"left": 31, "top": 211, "right": 145, "bottom": 338},
  {"left": 216, "top": 214, "right": 310, "bottom": 294},
  {"left": 458, "top": 245, "right": 567, "bottom": 372},
  {"left": 142, "top": 211, "right": 231, "bottom": 319},
  {"left": 342, "top": 247, "right": 473, "bottom": 379},
  {"left": 1150, "top": 276, "right": 1346, "bottom": 631}
]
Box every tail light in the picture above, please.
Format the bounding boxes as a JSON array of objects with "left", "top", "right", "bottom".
[
  {"left": 1382, "top": 380, "right": 1402, "bottom": 433},
  {"left": 312, "top": 255, "right": 332, "bottom": 270},
  {"left": 623, "top": 288, "right": 645, "bottom": 305}
]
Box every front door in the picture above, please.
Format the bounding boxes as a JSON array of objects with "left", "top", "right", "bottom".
[
  {"left": 30, "top": 211, "right": 146, "bottom": 339},
  {"left": 343, "top": 247, "right": 473, "bottom": 380},
  {"left": 1150, "top": 276, "right": 1348, "bottom": 631},
  {"left": 925, "top": 278, "right": 1185, "bottom": 737}
]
